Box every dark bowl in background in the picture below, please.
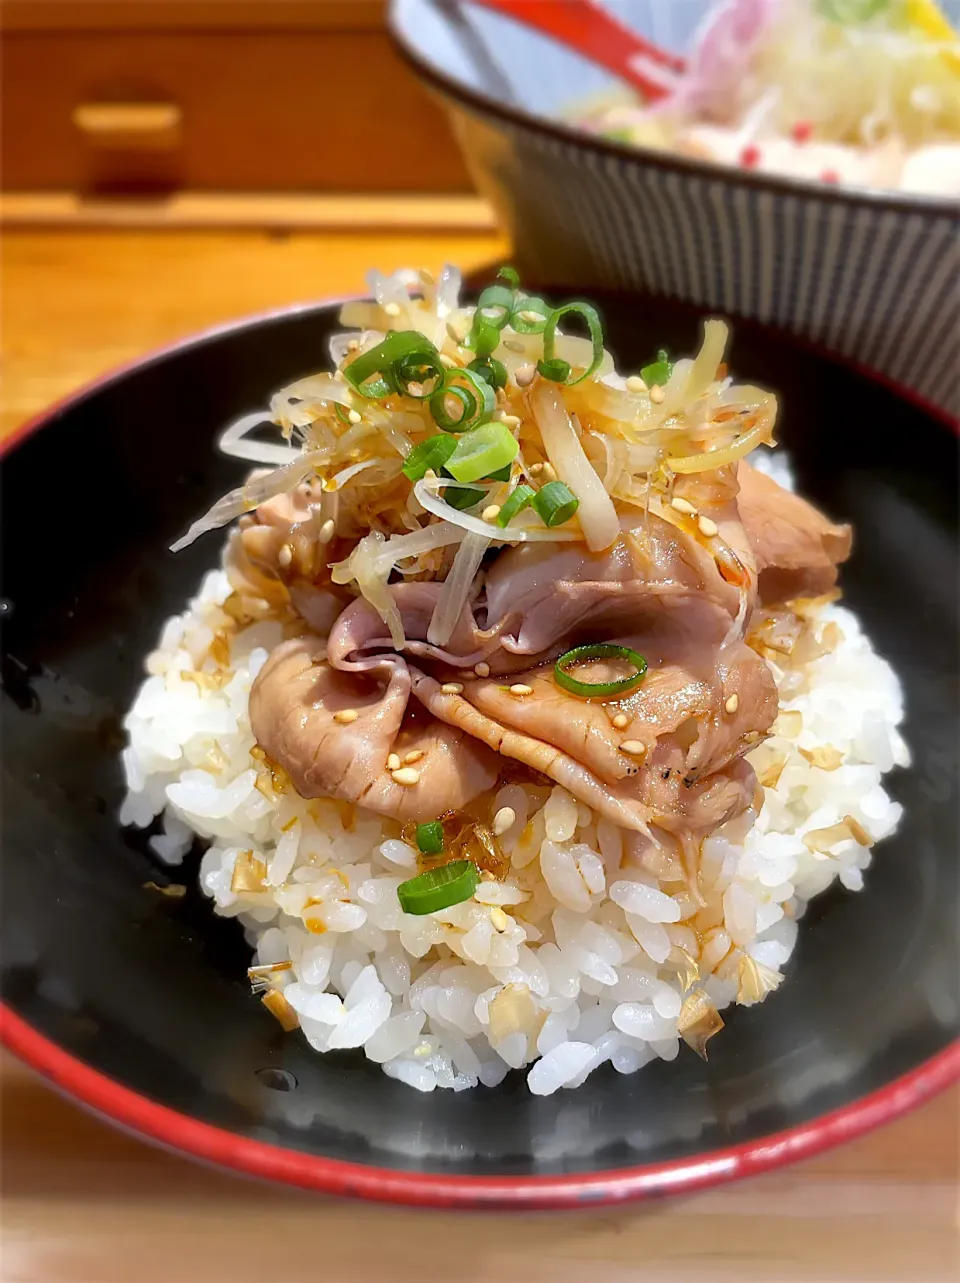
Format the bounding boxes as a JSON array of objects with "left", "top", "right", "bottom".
[
  {"left": 1, "top": 293, "right": 958, "bottom": 1208},
  {"left": 390, "top": 0, "right": 960, "bottom": 417}
]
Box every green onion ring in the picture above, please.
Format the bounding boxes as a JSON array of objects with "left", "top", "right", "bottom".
[
  {"left": 554, "top": 643, "right": 648, "bottom": 699},
  {"left": 468, "top": 355, "right": 508, "bottom": 390},
  {"left": 415, "top": 820, "right": 445, "bottom": 855},
  {"left": 475, "top": 283, "right": 515, "bottom": 329},
  {"left": 401, "top": 434, "right": 458, "bottom": 482},
  {"left": 496, "top": 484, "right": 535, "bottom": 527},
  {"left": 497, "top": 265, "right": 520, "bottom": 288},
  {"left": 430, "top": 368, "right": 496, "bottom": 433},
  {"left": 537, "top": 357, "right": 572, "bottom": 383},
  {"left": 542, "top": 302, "right": 604, "bottom": 386},
  {"left": 394, "top": 351, "right": 445, "bottom": 399},
  {"left": 510, "top": 295, "right": 551, "bottom": 334},
  {"left": 532, "top": 480, "right": 580, "bottom": 528},
  {"left": 343, "top": 330, "right": 441, "bottom": 400},
  {"left": 397, "top": 860, "right": 479, "bottom": 915}
]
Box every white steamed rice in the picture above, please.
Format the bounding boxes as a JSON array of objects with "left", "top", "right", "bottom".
[{"left": 121, "top": 557, "right": 908, "bottom": 1095}]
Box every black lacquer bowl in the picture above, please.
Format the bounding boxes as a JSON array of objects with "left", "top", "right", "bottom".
[{"left": 1, "top": 295, "right": 957, "bottom": 1208}]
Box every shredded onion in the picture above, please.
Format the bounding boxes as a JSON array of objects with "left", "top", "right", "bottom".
[
  {"left": 662, "top": 319, "right": 729, "bottom": 418},
  {"left": 415, "top": 477, "right": 582, "bottom": 543},
  {"left": 170, "top": 450, "right": 327, "bottom": 552},
  {"left": 219, "top": 412, "right": 299, "bottom": 466},
  {"left": 666, "top": 401, "right": 775, "bottom": 473},
  {"left": 531, "top": 383, "right": 620, "bottom": 552},
  {"left": 428, "top": 531, "right": 490, "bottom": 647}
]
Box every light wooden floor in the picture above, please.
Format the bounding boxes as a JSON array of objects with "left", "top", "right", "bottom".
[{"left": 1, "top": 227, "right": 957, "bottom": 1283}]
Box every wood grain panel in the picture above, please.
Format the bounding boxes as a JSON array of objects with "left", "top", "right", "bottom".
[
  {"left": 2, "top": 30, "right": 470, "bottom": 192},
  {"left": 2, "top": 0, "right": 387, "bottom": 32}
]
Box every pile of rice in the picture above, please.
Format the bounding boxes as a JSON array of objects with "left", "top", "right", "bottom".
[{"left": 121, "top": 572, "right": 907, "bottom": 1096}]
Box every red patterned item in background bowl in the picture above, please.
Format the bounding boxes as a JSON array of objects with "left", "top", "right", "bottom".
[{"left": 390, "top": 0, "right": 960, "bottom": 416}]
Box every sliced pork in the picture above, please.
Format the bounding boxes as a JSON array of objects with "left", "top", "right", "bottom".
[
  {"left": 246, "top": 459, "right": 849, "bottom": 842},
  {"left": 249, "top": 636, "right": 499, "bottom": 821},
  {"left": 737, "top": 462, "right": 852, "bottom": 604}
]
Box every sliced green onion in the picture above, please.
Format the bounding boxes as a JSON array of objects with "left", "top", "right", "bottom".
[
  {"left": 401, "top": 434, "right": 458, "bottom": 482},
  {"left": 554, "top": 643, "right": 648, "bottom": 699},
  {"left": 496, "top": 484, "right": 535, "bottom": 527},
  {"left": 430, "top": 368, "right": 496, "bottom": 433},
  {"left": 532, "top": 480, "right": 580, "bottom": 528},
  {"left": 468, "top": 355, "right": 507, "bottom": 390},
  {"left": 497, "top": 265, "right": 520, "bottom": 288},
  {"left": 446, "top": 421, "right": 520, "bottom": 484},
  {"left": 397, "top": 860, "right": 479, "bottom": 915},
  {"left": 537, "top": 357, "right": 572, "bottom": 383},
  {"left": 415, "top": 820, "right": 445, "bottom": 855},
  {"left": 394, "top": 350, "right": 444, "bottom": 399},
  {"left": 475, "top": 283, "right": 515, "bottom": 329},
  {"left": 641, "top": 349, "right": 673, "bottom": 389},
  {"left": 486, "top": 463, "right": 513, "bottom": 482},
  {"left": 465, "top": 319, "right": 502, "bottom": 358},
  {"left": 510, "top": 295, "right": 551, "bottom": 334},
  {"left": 542, "top": 302, "right": 604, "bottom": 386},
  {"left": 443, "top": 480, "right": 486, "bottom": 510},
  {"left": 343, "top": 331, "right": 439, "bottom": 400}
]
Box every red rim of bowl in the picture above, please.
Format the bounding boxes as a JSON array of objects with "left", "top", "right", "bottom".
[
  {"left": 388, "top": 3, "right": 960, "bottom": 218},
  {"left": 1, "top": 300, "right": 958, "bottom": 1209}
]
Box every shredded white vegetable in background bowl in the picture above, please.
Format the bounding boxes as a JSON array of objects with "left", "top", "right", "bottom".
[{"left": 173, "top": 265, "right": 777, "bottom": 651}]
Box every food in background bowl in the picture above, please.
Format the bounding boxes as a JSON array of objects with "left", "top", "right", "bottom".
[
  {"left": 121, "top": 267, "right": 906, "bottom": 1095},
  {"left": 577, "top": 0, "right": 960, "bottom": 195}
]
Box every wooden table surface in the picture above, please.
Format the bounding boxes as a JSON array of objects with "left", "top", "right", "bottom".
[{"left": 1, "top": 227, "right": 957, "bottom": 1283}]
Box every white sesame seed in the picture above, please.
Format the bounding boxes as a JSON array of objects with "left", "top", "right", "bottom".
[
  {"left": 403, "top": 750, "right": 424, "bottom": 764},
  {"left": 612, "top": 713, "right": 629, "bottom": 730},
  {"left": 626, "top": 375, "right": 646, "bottom": 393},
  {"left": 515, "top": 364, "right": 537, "bottom": 388},
  {"left": 481, "top": 505, "right": 501, "bottom": 522},
  {"left": 490, "top": 907, "right": 510, "bottom": 932},
  {"left": 698, "top": 515, "right": 719, "bottom": 537},
  {"left": 347, "top": 409, "right": 362, "bottom": 424},
  {"left": 334, "top": 709, "right": 359, "bottom": 724},
  {"left": 510, "top": 683, "right": 533, "bottom": 697},
  {"left": 528, "top": 462, "right": 543, "bottom": 476},
  {"left": 500, "top": 414, "right": 522, "bottom": 427},
  {"left": 440, "top": 682, "right": 464, "bottom": 695},
  {"left": 725, "top": 694, "right": 740, "bottom": 714},
  {"left": 383, "top": 302, "right": 401, "bottom": 317},
  {"left": 540, "top": 462, "right": 557, "bottom": 482},
  {"left": 439, "top": 353, "right": 457, "bottom": 369},
  {"left": 277, "top": 544, "right": 293, "bottom": 568},
  {"left": 619, "top": 740, "right": 646, "bottom": 756},
  {"left": 502, "top": 339, "right": 525, "bottom": 353},
  {"left": 517, "top": 309, "right": 542, "bottom": 324},
  {"left": 649, "top": 384, "right": 665, "bottom": 404},
  {"left": 387, "top": 753, "right": 401, "bottom": 771},
  {"left": 424, "top": 468, "right": 438, "bottom": 481},
  {"left": 318, "top": 519, "right": 336, "bottom": 543},
  {"left": 474, "top": 661, "right": 491, "bottom": 678},
  {"left": 492, "top": 806, "right": 516, "bottom": 837},
  {"left": 391, "top": 767, "right": 421, "bottom": 786},
  {"left": 670, "top": 496, "right": 697, "bottom": 515},
  {"left": 333, "top": 369, "right": 346, "bottom": 383}
]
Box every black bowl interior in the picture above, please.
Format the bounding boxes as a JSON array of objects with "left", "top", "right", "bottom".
[{"left": 2, "top": 293, "right": 957, "bottom": 1188}]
